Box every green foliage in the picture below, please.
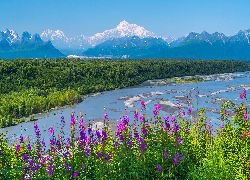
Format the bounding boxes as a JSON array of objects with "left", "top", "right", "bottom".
[
  {"left": 0, "top": 58, "right": 249, "bottom": 128},
  {"left": 0, "top": 91, "right": 249, "bottom": 179}
]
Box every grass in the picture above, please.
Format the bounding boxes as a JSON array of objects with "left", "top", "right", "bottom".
[
  {"left": 0, "top": 89, "right": 249, "bottom": 179},
  {"left": 156, "top": 76, "right": 206, "bottom": 85}
]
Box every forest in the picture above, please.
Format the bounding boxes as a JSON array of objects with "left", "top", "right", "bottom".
[{"left": 0, "top": 58, "right": 249, "bottom": 128}]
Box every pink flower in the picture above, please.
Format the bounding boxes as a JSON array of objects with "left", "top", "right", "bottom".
[
  {"left": 182, "top": 110, "right": 185, "bottom": 115},
  {"left": 49, "top": 127, "right": 54, "bottom": 136}
]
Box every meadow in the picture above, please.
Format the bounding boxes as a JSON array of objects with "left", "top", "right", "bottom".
[{"left": 0, "top": 88, "right": 249, "bottom": 179}]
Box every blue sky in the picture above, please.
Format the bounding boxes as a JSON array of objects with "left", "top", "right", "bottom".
[{"left": 1, "top": 0, "right": 250, "bottom": 39}]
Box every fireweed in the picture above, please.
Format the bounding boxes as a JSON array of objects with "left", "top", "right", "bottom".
[{"left": 0, "top": 90, "right": 249, "bottom": 179}]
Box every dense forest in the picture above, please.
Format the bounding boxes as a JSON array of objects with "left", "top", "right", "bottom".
[{"left": 0, "top": 58, "right": 249, "bottom": 128}]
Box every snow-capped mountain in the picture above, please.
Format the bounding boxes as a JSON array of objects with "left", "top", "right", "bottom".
[
  {"left": 40, "top": 20, "right": 159, "bottom": 55},
  {"left": 0, "top": 29, "right": 20, "bottom": 44},
  {"left": 88, "top": 20, "right": 156, "bottom": 46},
  {"left": 0, "top": 29, "right": 65, "bottom": 59}
]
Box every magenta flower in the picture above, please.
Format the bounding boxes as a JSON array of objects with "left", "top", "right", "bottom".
[
  {"left": 173, "top": 156, "right": 178, "bottom": 164},
  {"left": 20, "top": 136, "right": 24, "bottom": 143},
  {"left": 243, "top": 113, "right": 247, "bottom": 121},
  {"left": 141, "top": 128, "right": 147, "bottom": 136},
  {"left": 104, "top": 113, "right": 108, "bottom": 120},
  {"left": 188, "top": 108, "right": 191, "bottom": 113},
  {"left": 156, "top": 103, "right": 160, "bottom": 110},
  {"left": 70, "top": 113, "right": 75, "bottom": 126},
  {"left": 29, "top": 159, "right": 33, "bottom": 167},
  {"left": 134, "top": 110, "right": 138, "bottom": 120},
  {"left": 46, "top": 155, "right": 50, "bottom": 161},
  {"left": 157, "top": 164, "right": 161, "bottom": 172},
  {"left": 182, "top": 110, "right": 185, "bottom": 115},
  {"left": 73, "top": 171, "right": 78, "bottom": 179},
  {"left": 224, "top": 110, "right": 228, "bottom": 116},
  {"left": 140, "top": 116, "right": 145, "bottom": 123},
  {"left": 50, "top": 127, "right": 54, "bottom": 136},
  {"left": 153, "top": 109, "right": 157, "bottom": 117}
]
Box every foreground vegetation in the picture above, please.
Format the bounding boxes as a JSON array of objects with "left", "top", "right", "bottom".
[
  {"left": 0, "top": 89, "right": 249, "bottom": 179},
  {"left": 0, "top": 58, "right": 249, "bottom": 128}
]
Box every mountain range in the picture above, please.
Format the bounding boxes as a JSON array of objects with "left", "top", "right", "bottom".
[
  {"left": 2, "top": 20, "right": 250, "bottom": 60},
  {"left": 40, "top": 20, "right": 176, "bottom": 55},
  {"left": 141, "top": 30, "right": 250, "bottom": 60},
  {"left": 0, "top": 29, "right": 65, "bottom": 59}
]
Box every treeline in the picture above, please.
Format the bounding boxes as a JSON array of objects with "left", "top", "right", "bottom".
[{"left": 0, "top": 58, "right": 249, "bottom": 128}]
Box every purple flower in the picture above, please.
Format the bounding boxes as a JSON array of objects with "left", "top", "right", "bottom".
[
  {"left": 141, "top": 128, "right": 147, "bottom": 136},
  {"left": 134, "top": 133, "right": 140, "bottom": 139},
  {"left": 95, "top": 130, "right": 101, "bottom": 138},
  {"left": 20, "top": 136, "right": 24, "bottom": 143},
  {"left": 29, "top": 159, "right": 33, "bottom": 167},
  {"left": 174, "top": 125, "right": 179, "bottom": 132},
  {"left": 88, "top": 127, "right": 92, "bottom": 135},
  {"left": 140, "top": 116, "right": 145, "bottom": 123},
  {"left": 27, "top": 144, "right": 31, "bottom": 151},
  {"left": 156, "top": 104, "right": 161, "bottom": 110},
  {"left": 41, "top": 140, "right": 45, "bottom": 147},
  {"left": 140, "top": 141, "right": 145, "bottom": 150},
  {"left": 16, "top": 144, "right": 20, "bottom": 151},
  {"left": 23, "top": 154, "right": 27, "bottom": 160},
  {"left": 104, "top": 113, "right": 108, "bottom": 120},
  {"left": 97, "top": 153, "right": 102, "bottom": 159},
  {"left": 120, "top": 135, "right": 124, "bottom": 143},
  {"left": 182, "top": 110, "right": 185, "bottom": 115},
  {"left": 85, "top": 149, "right": 89, "bottom": 156},
  {"left": 102, "top": 131, "right": 107, "bottom": 139},
  {"left": 134, "top": 110, "right": 138, "bottom": 120},
  {"left": 66, "top": 166, "right": 70, "bottom": 171},
  {"left": 173, "top": 156, "right": 178, "bottom": 164},
  {"left": 157, "top": 164, "right": 161, "bottom": 172},
  {"left": 47, "top": 165, "right": 54, "bottom": 176},
  {"left": 153, "top": 109, "right": 157, "bottom": 117},
  {"left": 114, "top": 141, "right": 119, "bottom": 147},
  {"left": 37, "top": 152, "right": 41, "bottom": 159},
  {"left": 164, "top": 153, "right": 170, "bottom": 161},
  {"left": 64, "top": 151, "right": 70, "bottom": 157},
  {"left": 73, "top": 171, "right": 78, "bottom": 179},
  {"left": 50, "top": 127, "right": 54, "bottom": 136},
  {"left": 36, "top": 164, "right": 40, "bottom": 170}
]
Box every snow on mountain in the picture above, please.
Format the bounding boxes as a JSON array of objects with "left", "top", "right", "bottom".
[
  {"left": 162, "top": 36, "right": 176, "bottom": 44},
  {"left": 40, "top": 20, "right": 159, "bottom": 54},
  {"left": 1, "top": 29, "right": 20, "bottom": 43},
  {"left": 88, "top": 20, "right": 156, "bottom": 46}
]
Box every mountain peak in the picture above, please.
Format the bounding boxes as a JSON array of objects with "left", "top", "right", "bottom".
[{"left": 117, "top": 20, "right": 129, "bottom": 27}]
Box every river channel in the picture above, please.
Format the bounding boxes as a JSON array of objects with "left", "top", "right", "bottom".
[{"left": 1, "top": 71, "right": 250, "bottom": 152}]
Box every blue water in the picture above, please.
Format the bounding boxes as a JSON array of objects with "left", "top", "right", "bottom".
[{"left": 1, "top": 71, "right": 249, "bottom": 151}]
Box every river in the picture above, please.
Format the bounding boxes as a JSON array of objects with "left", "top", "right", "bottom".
[{"left": 1, "top": 71, "right": 250, "bottom": 152}]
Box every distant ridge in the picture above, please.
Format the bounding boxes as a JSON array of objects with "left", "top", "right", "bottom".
[
  {"left": 40, "top": 20, "right": 161, "bottom": 55},
  {"left": 141, "top": 30, "right": 250, "bottom": 60},
  {"left": 0, "top": 29, "right": 65, "bottom": 59}
]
